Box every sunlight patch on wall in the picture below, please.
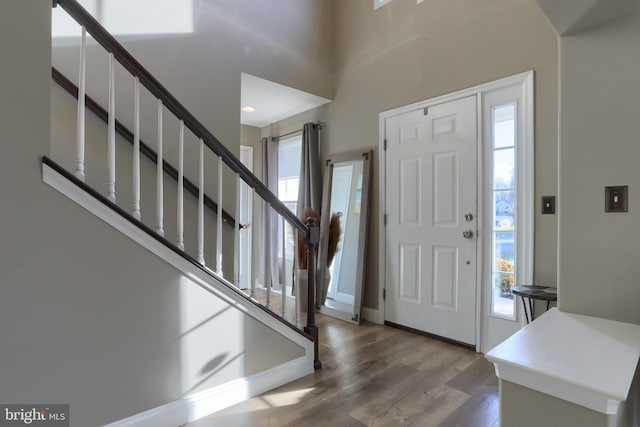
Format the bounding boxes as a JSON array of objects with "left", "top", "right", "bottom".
[{"left": 179, "top": 275, "right": 243, "bottom": 395}]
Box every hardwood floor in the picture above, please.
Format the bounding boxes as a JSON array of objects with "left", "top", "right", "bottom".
[{"left": 185, "top": 314, "right": 499, "bottom": 427}]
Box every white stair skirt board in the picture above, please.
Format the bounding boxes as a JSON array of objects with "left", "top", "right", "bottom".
[{"left": 102, "top": 355, "right": 310, "bottom": 427}]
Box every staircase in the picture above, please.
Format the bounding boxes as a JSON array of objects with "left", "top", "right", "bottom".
[{"left": 47, "top": 0, "right": 320, "bottom": 424}]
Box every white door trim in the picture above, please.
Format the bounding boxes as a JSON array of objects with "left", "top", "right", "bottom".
[
  {"left": 379, "top": 71, "right": 534, "bottom": 351},
  {"left": 239, "top": 145, "right": 254, "bottom": 290}
]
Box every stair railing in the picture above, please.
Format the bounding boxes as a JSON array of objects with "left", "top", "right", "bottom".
[
  {"left": 51, "top": 67, "right": 237, "bottom": 228},
  {"left": 52, "top": 0, "right": 320, "bottom": 369}
]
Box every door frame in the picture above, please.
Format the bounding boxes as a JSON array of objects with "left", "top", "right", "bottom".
[
  {"left": 378, "top": 71, "right": 534, "bottom": 351},
  {"left": 238, "top": 145, "right": 254, "bottom": 290}
]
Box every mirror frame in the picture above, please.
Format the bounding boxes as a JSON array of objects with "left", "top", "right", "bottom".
[{"left": 318, "top": 149, "right": 373, "bottom": 324}]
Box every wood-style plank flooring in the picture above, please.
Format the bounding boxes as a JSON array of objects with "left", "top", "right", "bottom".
[{"left": 185, "top": 314, "right": 498, "bottom": 427}]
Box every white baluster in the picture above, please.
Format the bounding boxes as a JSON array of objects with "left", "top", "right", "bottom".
[
  {"left": 216, "top": 156, "right": 223, "bottom": 275},
  {"left": 76, "top": 26, "right": 86, "bottom": 181},
  {"left": 107, "top": 53, "right": 116, "bottom": 202},
  {"left": 132, "top": 77, "right": 141, "bottom": 220},
  {"left": 266, "top": 203, "right": 272, "bottom": 310},
  {"left": 251, "top": 197, "right": 258, "bottom": 299},
  {"left": 281, "top": 215, "right": 286, "bottom": 318},
  {"left": 294, "top": 234, "right": 301, "bottom": 328},
  {"left": 155, "top": 99, "right": 164, "bottom": 237},
  {"left": 177, "top": 120, "right": 185, "bottom": 250},
  {"left": 233, "top": 173, "right": 240, "bottom": 287},
  {"left": 197, "top": 139, "right": 205, "bottom": 265}
]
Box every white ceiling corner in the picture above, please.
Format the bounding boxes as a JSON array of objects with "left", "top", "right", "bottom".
[
  {"left": 535, "top": 0, "right": 634, "bottom": 35},
  {"left": 240, "top": 73, "right": 331, "bottom": 128}
]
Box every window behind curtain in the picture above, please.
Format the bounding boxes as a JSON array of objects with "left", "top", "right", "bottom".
[{"left": 277, "top": 136, "right": 302, "bottom": 261}]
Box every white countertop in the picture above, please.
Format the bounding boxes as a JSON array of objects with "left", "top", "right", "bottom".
[{"left": 485, "top": 308, "right": 640, "bottom": 414}]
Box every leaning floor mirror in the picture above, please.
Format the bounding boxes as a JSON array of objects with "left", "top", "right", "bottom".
[{"left": 317, "top": 150, "right": 372, "bottom": 324}]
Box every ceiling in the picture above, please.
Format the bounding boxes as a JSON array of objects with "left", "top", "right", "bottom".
[
  {"left": 240, "top": 73, "right": 332, "bottom": 128},
  {"left": 535, "top": 0, "right": 634, "bottom": 35}
]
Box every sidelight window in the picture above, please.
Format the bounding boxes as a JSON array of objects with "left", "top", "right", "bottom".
[{"left": 490, "top": 104, "right": 517, "bottom": 318}]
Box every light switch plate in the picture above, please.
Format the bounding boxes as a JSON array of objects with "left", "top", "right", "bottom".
[
  {"left": 542, "top": 196, "right": 555, "bottom": 214},
  {"left": 605, "top": 186, "right": 628, "bottom": 213}
]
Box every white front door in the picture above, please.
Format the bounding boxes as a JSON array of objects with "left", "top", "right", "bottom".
[
  {"left": 384, "top": 95, "right": 478, "bottom": 345},
  {"left": 238, "top": 146, "right": 254, "bottom": 290}
]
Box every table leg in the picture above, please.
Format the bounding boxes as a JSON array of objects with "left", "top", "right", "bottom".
[
  {"left": 520, "top": 296, "right": 530, "bottom": 324},
  {"left": 529, "top": 298, "right": 535, "bottom": 321}
]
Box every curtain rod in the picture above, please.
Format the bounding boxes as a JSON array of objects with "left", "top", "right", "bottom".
[{"left": 269, "top": 121, "right": 326, "bottom": 140}]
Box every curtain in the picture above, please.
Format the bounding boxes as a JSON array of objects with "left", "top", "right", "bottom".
[
  {"left": 261, "top": 136, "right": 283, "bottom": 290},
  {"left": 296, "top": 123, "right": 322, "bottom": 214},
  {"left": 296, "top": 123, "right": 325, "bottom": 306}
]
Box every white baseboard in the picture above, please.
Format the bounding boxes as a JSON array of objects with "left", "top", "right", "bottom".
[
  {"left": 102, "top": 356, "right": 312, "bottom": 427},
  {"left": 362, "top": 306, "right": 383, "bottom": 324}
]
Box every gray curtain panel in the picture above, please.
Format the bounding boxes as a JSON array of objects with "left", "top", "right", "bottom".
[
  {"left": 296, "top": 123, "right": 325, "bottom": 305},
  {"left": 297, "top": 123, "right": 322, "bottom": 215},
  {"left": 261, "top": 136, "right": 283, "bottom": 290}
]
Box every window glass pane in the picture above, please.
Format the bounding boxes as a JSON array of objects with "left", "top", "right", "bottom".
[
  {"left": 277, "top": 137, "right": 302, "bottom": 261},
  {"left": 493, "top": 104, "right": 515, "bottom": 149},
  {"left": 492, "top": 272, "right": 515, "bottom": 316},
  {"left": 494, "top": 190, "right": 515, "bottom": 230},
  {"left": 278, "top": 177, "right": 299, "bottom": 202},
  {"left": 278, "top": 137, "right": 302, "bottom": 180},
  {"left": 276, "top": 204, "right": 298, "bottom": 261},
  {"left": 494, "top": 271, "right": 514, "bottom": 292},
  {"left": 491, "top": 103, "right": 516, "bottom": 319},
  {"left": 494, "top": 233, "right": 515, "bottom": 264},
  {"left": 277, "top": 136, "right": 302, "bottom": 203},
  {"left": 494, "top": 148, "right": 515, "bottom": 190}
]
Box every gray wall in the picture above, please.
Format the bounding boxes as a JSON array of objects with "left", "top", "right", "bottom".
[
  {"left": 51, "top": 83, "right": 237, "bottom": 281},
  {"left": 1, "top": 2, "right": 304, "bottom": 426},
  {"left": 263, "top": 0, "right": 558, "bottom": 310},
  {"left": 500, "top": 380, "right": 628, "bottom": 427},
  {"left": 558, "top": 1, "right": 640, "bottom": 324}
]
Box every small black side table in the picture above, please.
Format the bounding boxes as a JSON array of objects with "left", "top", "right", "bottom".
[{"left": 511, "top": 285, "right": 557, "bottom": 324}]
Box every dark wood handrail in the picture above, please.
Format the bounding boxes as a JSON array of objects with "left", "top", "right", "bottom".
[
  {"left": 55, "top": 0, "right": 308, "bottom": 238},
  {"left": 42, "top": 156, "right": 312, "bottom": 341},
  {"left": 51, "top": 67, "right": 236, "bottom": 229}
]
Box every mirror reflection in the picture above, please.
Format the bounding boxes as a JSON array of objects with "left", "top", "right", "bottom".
[{"left": 318, "top": 150, "right": 372, "bottom": 324}]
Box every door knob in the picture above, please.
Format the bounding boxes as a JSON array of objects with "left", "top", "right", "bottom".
[{"left": 462, "top": 230, "right": 474, "bottom": 239}]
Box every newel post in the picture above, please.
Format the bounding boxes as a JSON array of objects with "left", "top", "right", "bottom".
[{"left": 304, "top": 217, "right": 322, "bottom": 370}]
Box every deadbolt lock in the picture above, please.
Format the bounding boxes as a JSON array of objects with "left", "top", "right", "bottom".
[{"left": 464, "top": 213, "right": 473, "bottom": 222}]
